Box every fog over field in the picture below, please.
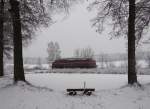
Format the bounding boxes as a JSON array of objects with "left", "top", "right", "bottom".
[{"left": 23, "top": 2, "right": 127, "bottom": 58}]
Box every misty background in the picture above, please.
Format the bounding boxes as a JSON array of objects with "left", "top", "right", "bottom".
[{"left": 23, "top": 2, "right": 128, "bottom": 58}]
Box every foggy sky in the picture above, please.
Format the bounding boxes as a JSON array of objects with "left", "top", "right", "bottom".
[{"left": 23, "top": 3, "right": 127, "bottom": 58}]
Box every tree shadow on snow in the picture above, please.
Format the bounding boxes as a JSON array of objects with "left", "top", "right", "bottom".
[
  {"left": 0, "top": 80, "right": 53, "bottom": 92},
  {"left": 118, "top": 82, "right": 144, "bottom": 91},
  {"left": 25, "top": 81, "right": 53, "bottom": 92}
]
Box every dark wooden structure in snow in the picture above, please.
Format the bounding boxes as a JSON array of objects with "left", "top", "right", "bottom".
[
  {"left": 66, "top": 88, "right": 95, "bottom": 96},
  {"left": 52, "top": 58, "right": 96, "bottom": 69}
]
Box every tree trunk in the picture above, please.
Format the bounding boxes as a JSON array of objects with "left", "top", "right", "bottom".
[
  {"left": 0, "top": 0, "right": 4, "bottom": 77},
  {"left": 128, "top": 0, "right": 137, "bottom": 84},
  {"left": 10, "top": 0, "right": 25, "bottom": 82}
]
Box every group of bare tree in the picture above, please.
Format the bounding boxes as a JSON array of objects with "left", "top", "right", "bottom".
[{"left": 74, "top": 47, "right": 94, "bottom": 59}]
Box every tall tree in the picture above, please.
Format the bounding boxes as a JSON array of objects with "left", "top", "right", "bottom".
[
  {"left": 128, "top": 0, "right": 137, "bottom": 84},
  {"left": 0, "top": 0, "right": 15, "bottom": 77},
  {"left": 0, "top": 0, "right": 51, "bottom": 79},
  {"left": 89, "top": 0, "right": 150, "bottom": 85},
  {"left": 2, "top": 0, "right": 50, "bottom": 58},
  {"left": 0, "top": 0, "right": 4, "bottom": 77},
  {"left": 8, "top": 0, "right": 51, "bottom": 82},
  {"left": 9, "top": 0, "right": 25, "bottom": 82}
]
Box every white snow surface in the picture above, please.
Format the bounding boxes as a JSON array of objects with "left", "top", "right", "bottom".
[{"left": 0, "top": 73, "right": 150, "bottom": 109}]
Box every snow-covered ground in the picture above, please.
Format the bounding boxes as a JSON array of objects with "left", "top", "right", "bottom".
[{"left": 0, "top": 73, "right": 150, "bottom": 109}]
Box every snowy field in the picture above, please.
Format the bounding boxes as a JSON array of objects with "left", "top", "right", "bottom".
[
  {"left": 4, "top": 60, "right": 150, "bottom": 75},
  {"left": 0, "top": 73, "right": 150, "bottom": 109}
]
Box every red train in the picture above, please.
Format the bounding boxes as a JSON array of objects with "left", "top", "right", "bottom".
[{"left": 52, "top": 58, "right": 97, "bottom": 68}]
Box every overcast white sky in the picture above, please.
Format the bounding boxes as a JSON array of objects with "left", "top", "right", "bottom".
[{"left": 23, "top": 2, "right": 128, "bottom": 58}]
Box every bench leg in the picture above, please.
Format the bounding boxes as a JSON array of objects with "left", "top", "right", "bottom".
[
  {"left": 83, "top": 91, "right": 92, "bottom": 96},
  {"left": 68, "top": 91, "right": 77, "bottom": 96},
  {"left": 73, "top": 91, "right": 77, "bottom": 95}
]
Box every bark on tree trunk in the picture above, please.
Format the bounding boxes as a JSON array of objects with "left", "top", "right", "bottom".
[
  {"left": 10, "top": 0, "right": 25, "bottom": 82},
  {"left": 128, "top": 0, "right": 137, "bottom": 84},
  {"left": 0, "top": 0, "right": 4, "bottom": 77}
]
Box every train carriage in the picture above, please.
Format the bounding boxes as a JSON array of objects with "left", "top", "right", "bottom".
[{"left": 52, "top": 58, "right": 96, "bottom": 69}]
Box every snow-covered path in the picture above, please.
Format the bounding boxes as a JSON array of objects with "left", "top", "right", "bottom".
[{"left": 0, "top": 74, "right": 150, "bottom": 109}]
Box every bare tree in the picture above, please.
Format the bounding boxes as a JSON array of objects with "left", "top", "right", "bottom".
[
  {"left": 0, "top": 0, "right": 4, "bottom": 76},
  {"left": 9, "top": 0, "right": 25, "bottom": 82},
  {"left": 97, "top": 53, "right": 109, "bottom": 69},
  {"left": 89, "top": 0, "right": 150, "bottom": 85},
  {"left": 49, "top": 0, "right": 82, "bottom": 14},
  {"left": 0, "top": 0, "right": 51, "bottom": 78},
  {"left": 145, "top": 52, "right": 150, "bottom": 68},
  {"left": 74, "top": 48, "right": 80, "bottom": 58},
  {"left": 0, "top": 0, "right": 15, "bottom": 76},
  {"left": 9, "top": 0, "right": 51, "bottom": 82},
  {"left": 128, "top": 0, "right": 137, "bottom": 84},
  {"left": 47, "top": 41, "right": 61, "bottom": 63},
  {"left": 37, "top": 57, "right": 42, "bottom": 69}
]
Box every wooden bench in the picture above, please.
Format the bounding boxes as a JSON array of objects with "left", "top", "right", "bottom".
[{"left": 66, "top": 88, "right": 95, "bottom": 96}]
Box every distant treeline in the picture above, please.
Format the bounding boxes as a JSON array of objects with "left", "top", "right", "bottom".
[
  {"left": 4, "top": 51, "right": 150, "bottom": 64},
  {"left": 94, "top": 51, "right": 149, "bottom": 62}
]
